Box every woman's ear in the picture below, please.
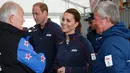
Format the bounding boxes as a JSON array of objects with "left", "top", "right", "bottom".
[{"left": 74, "top": 22, "right": 79, "bottom": 28}]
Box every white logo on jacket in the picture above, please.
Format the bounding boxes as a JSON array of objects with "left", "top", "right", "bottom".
[
  {"left": 71, "top": 49, "right": 77, "bottom": 52},
  {"left": 127, "top": 60, "right": 130, "bottom": 62},
  {"left": 96, "top": 36, "right": 102, "bottom": 40},
  {"left": 46, "top": 34, "right": 52, "bottom": 37}
]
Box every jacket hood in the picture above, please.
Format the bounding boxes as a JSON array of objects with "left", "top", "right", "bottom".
[
  {"left": 102, "top": 22, "right": 130, "bottom": 40},
  {"left": 94, "top": 22, "right": 130, "bottom": 53}
]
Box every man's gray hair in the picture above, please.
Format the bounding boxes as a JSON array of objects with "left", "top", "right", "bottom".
[
  {"left": 94, "top": 1, "right": 120, "bottom": 24},
  {"left": 0, "top": 1, "right": 20, "bottom": 23}
]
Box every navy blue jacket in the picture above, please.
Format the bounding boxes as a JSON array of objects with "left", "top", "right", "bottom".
[
  {"left": 54, "top": 33, "right": 95, "bottom": 73},
  {"left": 29, "top": 18, "right": 63, "bottom": 72},
  {"left": 92, "top": 22, "right": 130, "bottom": 73},
  {"left": 87, "top": 29, "right": 97, "bottom": 52}
]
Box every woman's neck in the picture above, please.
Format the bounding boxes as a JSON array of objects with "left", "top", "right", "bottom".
[{"left": 65, "top": 30, "right": 75, "bottom": 41}]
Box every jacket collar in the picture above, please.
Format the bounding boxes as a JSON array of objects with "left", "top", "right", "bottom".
[
  {"left": 102, "top": 22, "right": 130, "bottom": 39},
  {"left": 35, "top": 18, "right": 51, "bottom": 29},
  {"left": 64, "top": 32, "right": 80, "bottom": 41},
  {"left": 0, "top": 21, "right": 26, "bottom": 37}
]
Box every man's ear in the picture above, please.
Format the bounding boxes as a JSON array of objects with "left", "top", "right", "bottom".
[
  {"left": 42, "top": 10, "right": 48, "bottom": 16},
  {"left": 102, "top": 16, "right": 110, "bottom": 25},
  {"left": 9, "top": 14, "right": 14, "bottom": 23},
  {"left": 105, "top": 16, "right": 110, "bottom": 23}
]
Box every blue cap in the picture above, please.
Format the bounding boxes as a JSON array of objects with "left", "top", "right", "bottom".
[{"left": 84, "top": 13, "right": 94, "bottom": 21}]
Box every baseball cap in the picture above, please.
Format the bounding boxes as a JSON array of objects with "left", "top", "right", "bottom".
[{"left": 84, "top": 13, "right": 94, "bottom": 21}]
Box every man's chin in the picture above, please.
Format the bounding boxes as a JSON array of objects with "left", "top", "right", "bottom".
[{"left": 36, "top": 22, "right": 40, "bottom": 24}]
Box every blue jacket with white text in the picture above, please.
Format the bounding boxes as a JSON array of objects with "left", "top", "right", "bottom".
[{"left": 54, "top": 32, "right": 95, "bottom": 73}]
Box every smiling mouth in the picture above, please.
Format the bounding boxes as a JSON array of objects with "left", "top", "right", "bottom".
[{"left": 62, "top": 26, "right": 67, "bottom": 29}]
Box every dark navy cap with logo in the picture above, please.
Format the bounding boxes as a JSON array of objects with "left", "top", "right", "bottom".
[{"left": 84, "top": 13, "right": 94, "bottom": 22}]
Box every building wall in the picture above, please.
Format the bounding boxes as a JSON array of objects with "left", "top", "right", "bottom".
[{"left": 120, "top": 9, "right": 130, "bottom": 27}]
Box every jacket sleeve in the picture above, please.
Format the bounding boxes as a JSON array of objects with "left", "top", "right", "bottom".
[
  {"left": 101, "top": 43, "right": 128, "bottom": 73},
  {"left": 17, "top": 38, "right": 46, "bottom": 73},
  {"left": 53, "top": 42, "right": 62, "bottom": 72},
  {"left": 80, "top": 36, "right": 96, "bottom": 73},
  {"left": 53, "top": 59, "right": 62, "bottom": 73},
  {"left": 80, "top": 36, "right": 95, "bottom": 64},
  {"left": 52, "top": 23, "right": 64, "bottom": 43}
]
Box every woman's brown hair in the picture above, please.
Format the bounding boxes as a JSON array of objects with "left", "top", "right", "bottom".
[{"left": 65, "top": 8, "right": 82, "bottom": 33}]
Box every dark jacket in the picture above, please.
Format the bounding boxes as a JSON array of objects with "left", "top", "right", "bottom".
[
  {"left": 0, "top": 22, "right": 46, "bottom": 73},
  {"left": 87, "top": 29, "right": 97, "bottom": 51},
  {"left": 29, "top": 18, "right": 63, "bottom": 72},
  {"left": 54, "top": 33, "right": 95, "bottom": 73},
  {"left": 92, "top": 22, "right": 130, "bottom": 73},
  {"left": 0, "top": 22, "right": 34, "bottom": 73}
]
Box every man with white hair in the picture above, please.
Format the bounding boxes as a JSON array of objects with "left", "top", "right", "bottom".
[
  {"left": 92, "top": 1, "right": 130, "bottom": 73},
  {"left": 0, "top": 1, "right": 46, "bottom": 73}
]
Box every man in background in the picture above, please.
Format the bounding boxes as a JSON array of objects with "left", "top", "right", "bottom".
[{"left": 85, "top": 13, "right": 97, "bottom": 51}]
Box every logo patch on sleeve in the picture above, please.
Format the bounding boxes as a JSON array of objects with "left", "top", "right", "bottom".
[
  {"left": 91, "top": 53, "right": 96, "bottom": 60},
  {"left": 105, "top": 55, "right": 113, "bottom": 67}
]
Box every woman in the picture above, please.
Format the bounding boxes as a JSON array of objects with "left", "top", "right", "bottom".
[{"left": 54, "top": 8, "right": 95, "bottom": 73}]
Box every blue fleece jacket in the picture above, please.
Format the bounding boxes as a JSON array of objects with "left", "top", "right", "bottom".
[
  {"left": 54, "top": 33, "right": 95, "bottom": 73},
  {"left": 92, "top": 22, "right": 130, "bottom": 73}
]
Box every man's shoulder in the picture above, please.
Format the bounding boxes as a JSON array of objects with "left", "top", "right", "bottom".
[
  {"left": 104, "top": 35, "right": 127, "bottom": 44},
  {"left": 101, "top": 35, "right": 129, "bottom": 53},
  {"left": 47, "top": 21, "right": 62, "bottom": 33},
  {"left": 49, "top": 21, "right": 60, "bottom": 28}
]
